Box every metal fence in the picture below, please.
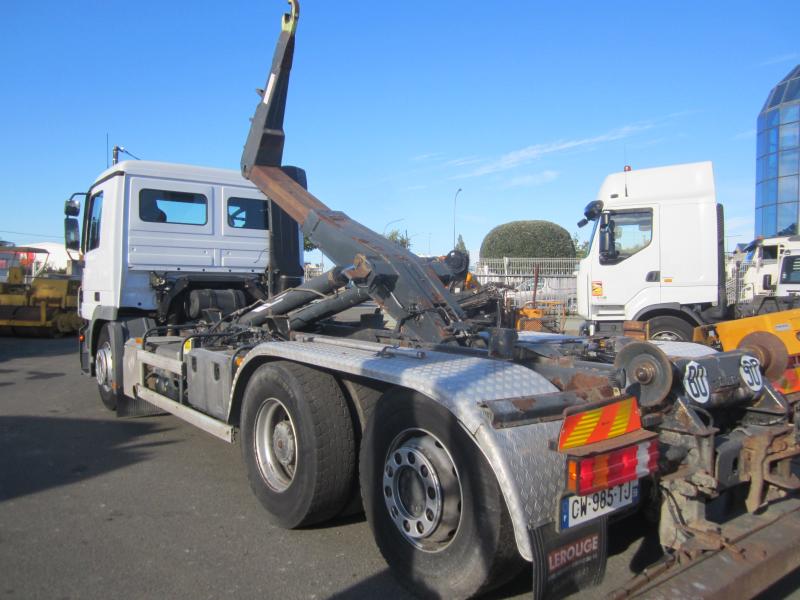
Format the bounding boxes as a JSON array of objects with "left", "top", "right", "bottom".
[
  {"left": 304, "top": 264, "right": 323, "bottom": 279},
  {"left": 472, "top": 258, "right": 579, "bottom": 284},
  {"left": 725, "top": 260, "right": 761, "bottom": 305},
  {"left": 472, "top": 258, "right": 580, "bottom": 311}
]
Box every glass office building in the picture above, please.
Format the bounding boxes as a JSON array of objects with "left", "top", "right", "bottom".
[{"left": 756, "top": 65, "right": 800, "bottom": 238}]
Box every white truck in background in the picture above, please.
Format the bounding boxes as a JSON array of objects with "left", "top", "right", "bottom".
[
  {"left": 738, "top": 235, "right": 800, "bottom": 300},
  {"left": 575, "top": 161, "right": 800, "bottom": 340},
  {"left": 576, "top": 161, "right": 727, "bottom": 340},
  {"left": 64, "top": 160, "right": 303, "bottom": 412}
]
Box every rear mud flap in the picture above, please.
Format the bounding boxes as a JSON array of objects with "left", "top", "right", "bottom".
[
  {"left": 531, "top": 517, "right": 607, "bottom": 600},
  {"left": 116, "top": 394, "right": 165, "bottom": 418}
]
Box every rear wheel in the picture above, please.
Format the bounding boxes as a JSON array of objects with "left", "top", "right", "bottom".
[
  {"left": 647, "top": 315, "right": 694, "bottom": 342},
  {"left": 360, "top": 391, "right": 522, "bottom": 599},
  {"left": 240, "top": 361, "right": 355, "bottom": 528},
  {"left": 95, "top": 324, "right": 121, "bottom": 411}
]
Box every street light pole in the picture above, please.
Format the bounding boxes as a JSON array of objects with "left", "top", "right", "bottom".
[
  {"left": 383, "top": 218, "right": 404, "bottom": 236},
  {"left": 453, "top": 188, "right": 462, "bottom": 249}
]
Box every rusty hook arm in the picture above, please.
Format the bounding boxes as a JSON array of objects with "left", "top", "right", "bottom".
[{"left": 241, "top": 0, "right": 300, "bottom": 175}]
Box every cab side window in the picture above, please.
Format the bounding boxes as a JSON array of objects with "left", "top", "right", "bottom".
[
  {"left": 781, "top": 255, "right": 800, "bottom": 283},
  {"left": 600, "top": 210, "right": 652, "bottom": 264},
  {"left": 86, "top": 192, "right": 104, "bottom": 251},
  {"left": 227, "top": 197, "right": 269, "bottom": 230},
  {"left": 139, "top": 189, "right": 207, "bottom": 225},
  {"left": 612, "top": 210, "right": 652, "bottom": 260}
]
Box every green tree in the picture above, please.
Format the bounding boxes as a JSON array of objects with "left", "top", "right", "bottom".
[
  {"left": 572, "top": 232, "right": 590, "bottom": 259},
  {"left": 480, "top": 220, "right": 575, "bottom": 258},
  {"left": 386, "top": 229, "right": 411, "bottom": 249},
  {"left": 303, "top": 236, "right": 317, "bottom": 252},
  {"left": 455, "top": 234, "right": 467, "bottom": 254}
]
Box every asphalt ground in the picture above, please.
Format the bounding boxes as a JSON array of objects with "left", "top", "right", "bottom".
[{"left": 1, "top": 336, "right": 799, "bottom": 599}]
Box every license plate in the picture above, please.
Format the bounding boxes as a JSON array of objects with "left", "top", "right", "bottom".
[{"left": 560, "top": 480, "right": 639, "bottom": 529}]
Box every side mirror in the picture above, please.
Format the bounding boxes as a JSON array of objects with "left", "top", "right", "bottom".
[
  {"left": 65, "top": 217, "right": 80, "bottom": 251},
  {"left": 763, "top": 274, "right": 773, "bottom": 290},
  {"left": 64, "top": 192, "right": 85, "bottom": 217},
  {"left": 599, "top": 213, "right": 617, "bottom": 262},
  {"left": 578, "top": 200, "right": 604, "bottom": 227}
]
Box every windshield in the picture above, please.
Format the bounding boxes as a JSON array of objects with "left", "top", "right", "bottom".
[{"left": 780, "top": 255, "right": 800, "bottom": 284}]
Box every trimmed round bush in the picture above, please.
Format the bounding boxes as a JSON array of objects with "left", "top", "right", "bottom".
[{"left": 480, "top": 220, "right": 575, "bottom": 258}]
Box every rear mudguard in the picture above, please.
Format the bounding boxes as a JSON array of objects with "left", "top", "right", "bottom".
[{"left": 230, "top": 335, "right": 564, "bottom": 561}]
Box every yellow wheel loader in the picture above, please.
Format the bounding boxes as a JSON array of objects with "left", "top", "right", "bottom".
[{"left": 0, "top": 246, "right": 81, "bottom": 336}]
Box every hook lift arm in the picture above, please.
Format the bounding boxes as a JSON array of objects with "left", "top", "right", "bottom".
[{"left": 240, "top": 1, "right": 474, "bottom": 345}]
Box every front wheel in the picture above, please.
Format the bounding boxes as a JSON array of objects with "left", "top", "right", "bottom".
[
  {"left": 95, "top": 324, "right": 121, "bottom": 411},
  {"left": 360, "top": 390, "right": 522, "bottom": 599},
  {"left": 647, "top": 315, "right": 694, "bottom": 342}
]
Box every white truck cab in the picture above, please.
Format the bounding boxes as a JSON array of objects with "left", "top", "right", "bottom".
[
  {"left": 741, "top": 235, "right": 800, "bottom": 299},
  {"left": 64, "top": 160, "right": 303, "bottom": 411},
  {"left": 776, "top": 249, "right": 800, "bottom": 297},
  {"left": 576, "top": 162, "right": 725, "bottom": 340}
]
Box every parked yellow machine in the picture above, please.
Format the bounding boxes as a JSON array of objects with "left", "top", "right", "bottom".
[
  {"left": 0, "top": 246, "right": 81, "bottom": 336},
  {"left": 693, "top": 308, "right": 800, "bottom": 398}
]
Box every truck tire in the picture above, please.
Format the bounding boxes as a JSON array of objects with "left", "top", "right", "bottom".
[
  {"left": 647, "top": 315, "right": 694, "bottom": 342},
  {"left": 95, "top": 324, "right": 121, "bottom": 411},
  {"left": 360, "top": 390, "right": 522, "bottom": 599},
  {"left": 240, "top": 361, "right": 355, "bottom": 528}
]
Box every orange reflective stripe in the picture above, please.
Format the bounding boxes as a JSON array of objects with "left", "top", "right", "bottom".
[
  {"left": 559, "top": 397, "right": 643, "bottom": 451},
  {"left": 564, "top": 410, "right": 602, "bottom": 448},
  {"left": 609, "top": 399, "right": 629, "bottom": 437}
]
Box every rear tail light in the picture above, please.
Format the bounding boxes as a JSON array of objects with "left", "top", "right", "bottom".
[{"left": 566, "top": 440, "right": 658, "bottom": 496}]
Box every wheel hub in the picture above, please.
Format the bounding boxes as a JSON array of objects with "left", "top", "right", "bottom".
[
  {"left": 272, "top": 421, "right": 296, "bottom": 467},
  {"left": 254, "top": 398, "right": 297, "bottom": 492},
  {"left": 650, "top": 330, "right": 681, "bottom": 341},
  {"left": 383, "top": 431, "right": 462, "bottom": 550},
  {"left": 95, "top": 343, "right": 113, "bottom": 390}
]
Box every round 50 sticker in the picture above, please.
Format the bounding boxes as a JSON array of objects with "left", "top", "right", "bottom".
[
  {"left": 683, "top": 361, "right": 710, "bottom": 403},
  {"left": 739, "top": 356, "right": 763, "bottom": 392}
]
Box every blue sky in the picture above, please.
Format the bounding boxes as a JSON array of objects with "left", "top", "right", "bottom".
[{"left": 1, "top": 1, "right": 797, "bottom": 259}]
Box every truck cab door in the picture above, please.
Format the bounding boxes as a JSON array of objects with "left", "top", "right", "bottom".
[
  {"left": 588, "top": 208, "right": 659, "bottom": 321},
  {"left": 80, "top": 186, "right": 112, "bottom": 320}
]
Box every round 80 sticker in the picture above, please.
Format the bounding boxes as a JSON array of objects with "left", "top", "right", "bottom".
[
  {"left": 739, "top": 355, "right": 763, "bottom": 392},
  {"left": 683, "top": 361, "right": 710, "bottom": 404}
]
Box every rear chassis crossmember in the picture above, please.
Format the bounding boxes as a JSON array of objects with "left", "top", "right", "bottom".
[{"left": 613, "top": 496, "right": 800, "bottom": 599}]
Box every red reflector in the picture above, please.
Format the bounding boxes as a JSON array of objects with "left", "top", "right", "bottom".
[
  {"left": 579, "top": 456, "right": 594, "bottom": 493},
  {"left": 79, "top": 334, "right": 85, "bottom": 342},
  {"left": 567, "top": 440, "right": 658, "bottom": 496}
]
